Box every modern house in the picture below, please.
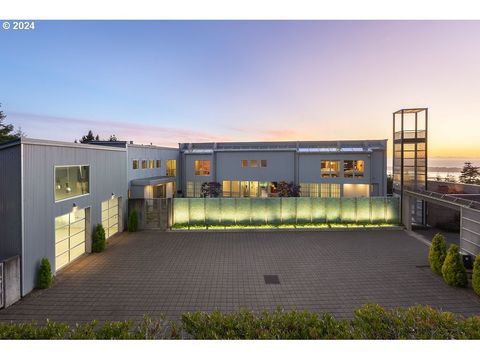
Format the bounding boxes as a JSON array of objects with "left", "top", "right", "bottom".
[
  {"left": 0, "top": 136, "right": 388, "bottom": 300},
  {"left": 179, "top": 140, "right": 388, "bottom": 198}
]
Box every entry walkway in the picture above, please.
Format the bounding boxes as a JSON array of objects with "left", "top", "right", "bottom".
[{"left": 1, "top": 229, "right": 479, "bottom": 324}]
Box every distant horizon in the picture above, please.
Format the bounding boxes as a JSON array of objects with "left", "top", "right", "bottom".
[{"left": 2, "top": 21, "right": 480, "bottom": 163}]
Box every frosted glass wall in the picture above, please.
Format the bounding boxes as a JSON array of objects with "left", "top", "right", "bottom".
[{"left": 173, "top": 197, "right": 400, "bottom": 226}]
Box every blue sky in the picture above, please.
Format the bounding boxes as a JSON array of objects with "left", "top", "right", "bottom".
[{"left": 1, "top": 21, "right": 480, "bottom": 165}]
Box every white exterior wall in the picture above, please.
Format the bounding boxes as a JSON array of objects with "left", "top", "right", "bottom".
[{"left": 216, "top": 151, "right": 295, "bottom": 182}]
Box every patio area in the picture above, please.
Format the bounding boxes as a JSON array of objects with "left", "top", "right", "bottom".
[{"left": 1, "top": 229, "right": 479, "bottom": 324}]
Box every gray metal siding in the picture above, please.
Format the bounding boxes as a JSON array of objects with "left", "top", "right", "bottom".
[
  {"left": 0, "top": 145, "right": 22, "bottom": 261},
  {"left": 216, "top": 151, "right": 295, "bottom": 182},
  {"left": 127, "top": 146, "right": 180, "bottom": 183},
  {"left": 21, "top": 144, "right": 128, "bottom": 295}
]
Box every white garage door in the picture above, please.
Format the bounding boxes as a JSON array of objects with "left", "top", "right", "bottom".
[
  {"left": 102, "top": 197, "right": 119, "bottom": 239},
  {"left": 55, "top": 208, "right": 86, "bottom": 271}
]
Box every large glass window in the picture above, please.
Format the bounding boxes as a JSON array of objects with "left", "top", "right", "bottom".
[
  {"left": 320, "top": 183, "right": 341, "bottom": 198},
  {"left": 55, "top": 208, "right": 86, "bottom": 271},
  {"left": 166, "top": 159, "right": 177, "bottom": 176},
  {"left": 223, "top": 180, "right": 231, "bottom": 197},
  {"left": 102, "top": 197, "right": 119, "bottom": 239},
  {"left": 186, "top": 181, "right": 203, "bottom": 197},
  {"left": 132, "top": 160, "right": 139, "bottom": 169},
  {"left": 195, "top": 160, "right": 210, "bottom": 176},
  {"left": 343, "top": 160, "right": 365, "bottom": 178},
  {"left": 55, "top": 166, "right": 90, "bottom": 201},
  {"left": 321, "top": 160, "right": 340, "bottom": 178}
]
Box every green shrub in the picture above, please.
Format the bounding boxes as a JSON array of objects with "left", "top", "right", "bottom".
[
  {"left": 0, "top": 306, "right": 479, "bottom": 339},
  {"left": 92, "top": 224, "right": 106, "bottom": 253},
  {"left": 429, "top": 233, "right": 447, "bottom": 275},
  {"left": 442, "top": 244, "right": 468, "bottom": 287},
  {"left": 473, "top": 255, "right": 480, "bottom": 296},
  {"left": 128, "top": 210, "right": 138, "bottom": 232},
  {"left": 37, "top": 258, "right": 52, "bottom": 289}
]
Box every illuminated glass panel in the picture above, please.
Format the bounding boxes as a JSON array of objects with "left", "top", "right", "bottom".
[
  {"left": 149, "top": 160, "right": 154, "bottom": 169},
  {"left": 343, "top": 160, "right": 364, "bottom": 178},
  {"left": 156, "top": 160, "right": 161, "bottom": 168},
  {"left": 223, "top": 180, "right": 231, "bottom": 197},
  {"left": 241, "top": 160, "right": 248, "bottom": 168},
  {"left": 101, "top": 197, "right": 119, "bottom": 239},
  {"left": 54, "top": 208, "right": 86, "bottom": 271},
  {"left": 250, "top": 160, "right": 257, "bottom": 168},
  {"left": 141, "top": 160, "right": 147, "bottom": 169},
  {"left": 261, "top": 160, "right": 267, "bottom": 167},
  {"left": 132, "top": 160, "right": 139, "bottom": 169}
]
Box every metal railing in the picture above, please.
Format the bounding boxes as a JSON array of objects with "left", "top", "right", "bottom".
[{"left": 405, "top": 189, "right": 480, "bottom": 210}]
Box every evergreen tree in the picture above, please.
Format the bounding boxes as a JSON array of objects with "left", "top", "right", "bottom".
[
  {"left": 80, "top": 130, "right": 100, "bottom": 143},
  {"left": 459, "top": 162, "right": 480, "bottom": 184},
  {"left": 0, "top": 104, "right": 24, "bottom": 143}
]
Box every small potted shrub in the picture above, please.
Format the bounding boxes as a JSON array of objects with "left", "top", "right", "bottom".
[
  {"left": 441, "top": 244, "right": 468, "bottom": 287},
  {"left": 128, "top": 210, "right": 138, "bottom": 232},
  {"left": 428, "top": 233, "right": 447, "bottom": 275},
  {"left": 38, "top": 258, "right": 52, "bottom": 289},
  {"left": 92, "top": 224, "right": 106, "bottom": 253},
  {"left": 473, "top": 255, "right": 480, "bottom": 296}
]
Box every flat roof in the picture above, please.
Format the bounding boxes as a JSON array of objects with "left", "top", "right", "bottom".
[
  {"left": 88, "top": 140, "right": 177, "bottom": 151},
  {"left": 180, "top": 139, "right": 387, "bottom": 153},
  {"left": 393, "top": 108, "right": 428, "bottom": 114},
  {"left": 0, "top": 138, "right": 126, "bottom": 152}
]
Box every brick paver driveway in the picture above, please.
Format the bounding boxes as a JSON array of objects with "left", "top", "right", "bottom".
[{"left": 1, "top": 229, "right": 480, "bottom": 324}]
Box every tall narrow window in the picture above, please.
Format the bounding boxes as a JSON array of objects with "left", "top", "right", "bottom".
[
  {"left": 166, "top": 159, "right": 177, "bottom": 176},
  {"left": 132, "top": 160, "right": 139, "bottom": 169},
  {"left": 195, "top": 160, "right": 210, "bottom": 176},
  {"left": 223, "top": 180, "right": 231, "bottom": 197},
  {"left": 260, "top": 160, "right": 267, "bottom": 167},
  {"left": 241, "top": 160, "right": 248, "bottom": 168},
  {"left": 141, "top": 160, "right": 147, "bottom": 169},
  {"left": 156, "top": 160, "right": 161, "bottom": 168},
  {"left": 149, "top": 160, "right": 154, "bottom": 169},
  {"left": 250, "top": 160, "right": 258, "bottom": 168},
  {"left": 231, "top": 181, "right": 240, "bottom": 197}
]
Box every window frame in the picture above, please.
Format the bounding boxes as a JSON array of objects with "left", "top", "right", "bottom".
[
  {"left": 156, "top": 160, "right": 161, "bottom": 168},
  {"left": 194, "top": 160, "right": 211, "bottom": 176},
  {"left": 54, "top": 164, "right": 91, "bottom": 203},
  {"left": 260, "top": 160, "right": 267, "bottom": 167},
  {"left": 132, "top": 160, "right": 139, "bottom": 169}
]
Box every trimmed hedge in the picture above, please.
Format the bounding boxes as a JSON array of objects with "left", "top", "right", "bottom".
[
  {"left": 442, "top": 244, "right": 468, "bottom": 287},
  {"left": 128, "top": 210, "right": 138, "bottom": 232},
  {"left": 37, "top": 258, "right": 52, "bottom": 289},
  {"left": 428, "top": 233, "right": 447, "bottom": 275},
  {"left": 0, "top": 305, "right": 479, "bottom": 339},
  {"left": 473, "top": 255, "right": 480, "bottom": 297},
  {"left": 92, "top": 224, "right": 106, "bottom": 253}
]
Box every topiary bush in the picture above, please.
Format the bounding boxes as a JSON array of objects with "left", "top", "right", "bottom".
[
  {"left": 37, "top": 258, "right": 52, "bottom": 289},
  {"left": 429, "top": 233, "right": 447, "bottom": 275},
  {"left": 92, "top": 224, "right": 106, "bottom": 253},
  {"left": 441, "top": 244, "right": 468, "bottom": 287},
  {"left": 473, "top": 255, "right": 480, "bottom": 296},
  {"left": 128, "top": 210, "right": 138, "bottom": 232}
]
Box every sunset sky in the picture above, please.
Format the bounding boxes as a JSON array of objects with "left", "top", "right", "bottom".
[{"left": 1, "top": 20, "right": 479, "bottom": 166}]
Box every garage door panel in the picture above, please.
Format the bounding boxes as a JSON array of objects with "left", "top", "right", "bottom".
[
  {"left": 55, "top": 239, "right": 69, "bottom": 255},
  {"left": 102, "top": 197, "right": 119, "bottom": 239},
  {"left": 55, "top": 252, "right": 69, "bottom": 270},
  {"left": 70, "top": 243, "right": 85, "bottom": 262}
]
